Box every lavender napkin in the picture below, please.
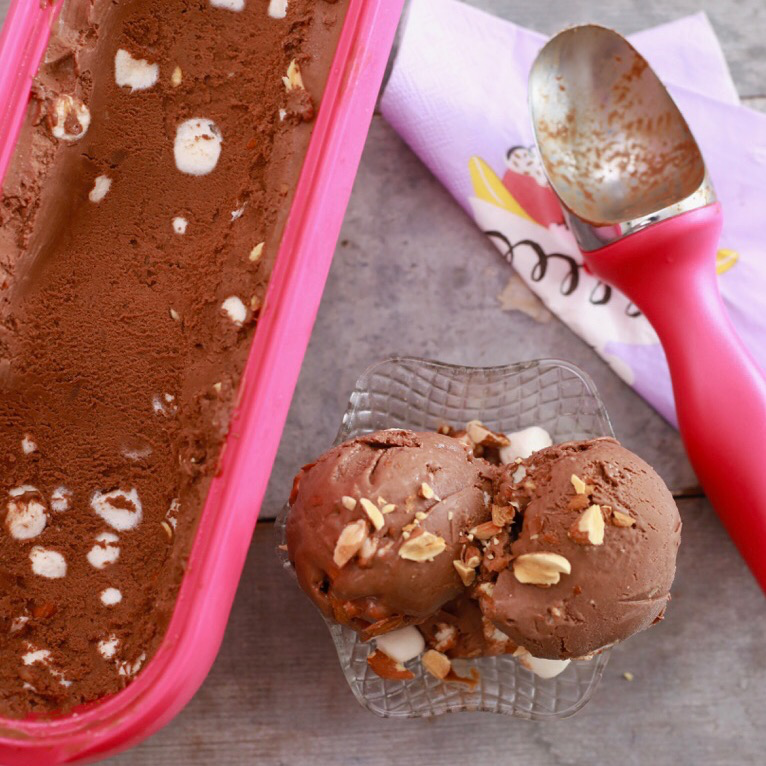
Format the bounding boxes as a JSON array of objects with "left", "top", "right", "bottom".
[{"left": 381, "top": 0, "right": 766, "bottom": 425}]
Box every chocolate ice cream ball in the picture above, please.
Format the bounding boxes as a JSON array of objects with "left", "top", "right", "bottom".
[
  {"left": 286, "top": 429, "right": 495, "bottom": 637},
  {"left": 477, "top": 438, "right": 681, "bottom": 659}
]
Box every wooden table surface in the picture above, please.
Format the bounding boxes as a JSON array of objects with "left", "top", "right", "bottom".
[{"left": 2, "top": 1, "right": 766, "bottom": 763}]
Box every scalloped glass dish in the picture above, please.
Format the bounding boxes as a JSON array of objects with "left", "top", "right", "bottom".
[{"left": 277, "top": 356, "right": 614, "bottom": 720}]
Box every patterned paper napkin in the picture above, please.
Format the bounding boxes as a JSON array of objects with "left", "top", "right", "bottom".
[{"left": 381, "top": 0, "right": 766, "bottom": 425}]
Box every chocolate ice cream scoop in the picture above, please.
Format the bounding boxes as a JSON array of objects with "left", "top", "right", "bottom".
[
  {"left": 478, "top": 438, "right": 681, "bottom": 659},
  {"left": 286, "top": 429, "right": 494, "bottom": 638}
]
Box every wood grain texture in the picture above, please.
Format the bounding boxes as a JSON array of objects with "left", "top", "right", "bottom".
[
  {"left": 0, "top": 0, "right": 764, "bottom": 763},
  {"left": 109, "top": 504, "right": 766, "bottom": 766}
]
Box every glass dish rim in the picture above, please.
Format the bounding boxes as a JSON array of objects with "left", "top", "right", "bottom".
[{"left": 280, "top": 355, "right": 615, "bottom": 720}]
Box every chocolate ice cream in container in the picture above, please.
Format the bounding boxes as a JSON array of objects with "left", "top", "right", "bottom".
[
  {"left": 278, "top": 356, "right": 626, "bottom": 720},
  {"left": 0, "top": 0, "right": 404, "bottom": 762}
]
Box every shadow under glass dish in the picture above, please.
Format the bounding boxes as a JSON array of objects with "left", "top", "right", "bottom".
[{"left": 277, "top": 356, "right": 614, "bottom": 720}]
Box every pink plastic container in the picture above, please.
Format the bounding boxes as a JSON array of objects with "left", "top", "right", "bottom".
[{"left": 0, "top": 1, "right": 404, "bottom": 763}]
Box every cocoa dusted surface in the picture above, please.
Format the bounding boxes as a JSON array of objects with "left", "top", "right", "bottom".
[
  {"left": 481, "top": 438, "right": 682, "bottom": 659},
  {"left": 286, "top": 430, "right": 495, "bottom": 635},
  {"left": 0, "top": 0, "right": 348, "bottom": 717}
]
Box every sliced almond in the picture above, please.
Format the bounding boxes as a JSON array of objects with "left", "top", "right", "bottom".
[
  {"left": 358, "top": 536, "right": 378, "bottom": 566},
  {"left": 475, "top": 582, "right": 494, "bottom": 597},
  {"left": 377, "top": 496, "right": 388, "bottom": 508},
  {"left": 570, "top": 474, "right": 588, "bottom": 495},
  {"left": 419, "top": 482, "right": 435, "bottom": 500},
  {"left": 367, "top": 650, "right": 414, "bottom": 680},
  {"left": 422, "top": 649, "right": 451, "bottom": 680},
  {"left": 341, "top": 496, "right": 357, "bottom": 511},
  {"left": 381, "top": 503, "right": 396, "bottom": 515},
  {"left": 461, "top": 544, "right": 482, "bottom": 569},
  {"left": 569, "top": 504, "right": 605, "bottom": 546},
  {"left": 453, "top": 559, "right": 476, "bottom": 586},
  {"left": 466, "top": 420, "right": 492, "bottom": 445},
  {"left": 432, "top": 623, "right": 458, "bottom": 653},
  {"left": 282, "top": 59, "right": 304, "bottom": 92},
  {"left": 465, "top": 420, "right": 510, "bottom": 447},
  {"left": 399, "top": 531, "right": 446, "bottom": 562},
  {"left": 611, "top": 509, "right": 636, "bottom": 528},
  {"left": 491, "top": 503, "right": 516, "bottom": 527},
  {"left": 332, "top": 519, "right": 368, "bottom": 568},
  {"left": 249, "top": 242, "right": 265, "bottom": 262},
  {"left": 360, "top": 498, "right": 384, "bottom": 531},
  {"left": 470, "top": 521, "right": 503, "bottom": 541},
  {"left": 513, "top": 552, "right": 571, "bottom": 586},
  {"left": 171, "top": 65, "right": 182, "bottom": 87}
]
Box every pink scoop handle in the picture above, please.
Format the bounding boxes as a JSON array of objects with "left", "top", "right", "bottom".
[{"left": 586, "top": 203, "right": 766, "bottom": 591}]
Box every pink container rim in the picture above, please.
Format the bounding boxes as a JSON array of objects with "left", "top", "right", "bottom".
[{"left": 0, "top": 0, "right": 404, "bottom": 763}]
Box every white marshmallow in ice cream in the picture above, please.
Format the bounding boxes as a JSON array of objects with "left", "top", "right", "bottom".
[
  {"left": 174, "top": 119, "right": 222, "bottom": 176},
  {"left": 375, "top": 626, "right": 426, "bottom": 665},
  {"left": 499, "top": 426, "right": 553, "bottom": 464}
]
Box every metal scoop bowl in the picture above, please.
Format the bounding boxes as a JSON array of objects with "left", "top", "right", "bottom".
[{"left": 529, "top": 25, "right": 766, "bottom": 593}]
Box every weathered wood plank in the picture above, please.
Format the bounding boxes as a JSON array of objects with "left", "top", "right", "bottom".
[{"left": 111, "top": 500, "right": 766, "bottom": 766}]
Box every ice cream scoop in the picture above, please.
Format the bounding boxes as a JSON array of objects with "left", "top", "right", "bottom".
[
  {"left": 285, "top": 429, "right": 494, "bottom": 637},
  {"left": 478, "top": 438, "right": 681, "bottom": 659},
  {"left": 529, "top": 25, "right": 766, "bottom": 592}
]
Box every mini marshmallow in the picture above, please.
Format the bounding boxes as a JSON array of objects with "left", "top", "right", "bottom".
[
  {"left": 118, "top": 652, "right": 146, "bottom": 678},
  {"left": 499, "top": 426, "right": 553, "bottom": 465},
  {"left": 98, "top": 635, "right": 120, "bottom": 659},
  {"left": 174, "top": 118, "right": 222, "bottom": 176},
  {"left": 6, "top": 493, "right": 48, "bottom": 540},
  {"left": 231, "top": 205, "right": 245, "bottom": 220},
  {"left": 114, "top": 49, "right": 159, "bottom": 91},
  {"left": 22, "top": 647, "right": 52, "bottom": 666},
  {"left": 166, "top": 498, "right": 180, "bottom": 530},
  {"left": 121, "top": 444, "right": 152, "bottom": 461},
  {"left": 9, "top": 484, "right": 37, "bottom": 497},
  {"left": 152, "top": 392, "right": 177, "bottom": 416},
  {"left": 90, "top": 488, "right": 143, "bottom": 531},
  {"left": 30, "top": 547, "right": 67, "bottom": 579},
  {"left": 514, "top": 647, "right": 571, "bottom": 680},
  {"left": 87, "top": 532, "right": 121, "bottom": 569},
  {"left": 210, "top": 0, "right": 245, "bottom": 9},
  {"left": 172, "top": 216, "right": 188, "bottom": 234},
  {"left": 11, "top": 615, "right": 29, "bottom": 633},
  {"left": 88, "top": 175, "right": 112, "bottom": 203},
  {"left": 51, "top": 95, "right": 90, "bottom": 141},
  {"left": 268, "top": 0, "right": 288, "bottom": 18},
  {"left": 221, "top": 296, "right": 247, "bottom": 326},
  {"left": 50, "top": 486, "right": 72, "bottom": 512},
  {"left": 100, "top": 587, "right": 122, "bottom": 606},
  {"left": 374, "top": 626, "right": 425, "bottom": 665},
  {"left": 21, "top": 645, "right": 71, "bottom": 687},
  {"left": 21, "top": 435, "right": 37, "bottom": 454}
]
